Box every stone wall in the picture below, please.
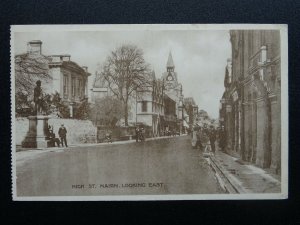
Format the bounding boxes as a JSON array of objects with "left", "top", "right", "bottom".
[{"left": 15, "top": 117, "right": 97, "bottom": 146}]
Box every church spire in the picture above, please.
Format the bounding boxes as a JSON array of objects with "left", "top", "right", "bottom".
[{"left": 166, "top": 52, "right": 175, "bottom": 69}]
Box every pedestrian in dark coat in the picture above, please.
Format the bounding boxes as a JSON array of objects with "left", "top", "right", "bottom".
[
  {"left": 196, "top": 127, "right": 203, "bottom": 150},
  {"left": 135, "top": 127, "right": 139, "bottom": 142},
  {"left": 58, "top": 124, "right": 68, "bottom": 147}
]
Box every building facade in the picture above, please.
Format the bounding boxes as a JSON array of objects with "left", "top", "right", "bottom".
[
  {"left": 184, "top": 97, "right": 199, "bottom": 129},
  {"left": 136, "top": 71, "right": 165, "bottom": 136},
  {"left": 49, "top": 54, "right": 90, "bottom": 117},
  {"left": 220, "top": 30, "right": 281, "bottom": 173}
]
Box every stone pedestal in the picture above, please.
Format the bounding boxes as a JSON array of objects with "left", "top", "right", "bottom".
[{"left": 21, "top": 115, "right": 51, "bottom": 148}]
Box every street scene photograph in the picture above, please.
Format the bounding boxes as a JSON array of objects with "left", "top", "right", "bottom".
[{"left": 11, "top": 25, "right": 288, "bottom": 200}]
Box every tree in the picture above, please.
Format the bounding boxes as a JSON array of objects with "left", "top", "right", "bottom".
[
  {"left": 47, "top": 92, "right": 70, "bottom": 118},
  {"left": 91, "top": 96, "right": 124, "bottom": 128},
  {"left": 15, "top": 53, "right": 51, "bottom": 94},
  {"left": 98, "top": 44, "right": 151, "bottom": 126},
  {"left": 74, "top": 98, "right": 91, "bottom": 120},
  {"left": 14, "top": 53, "right": 52, "bottom": 116}
]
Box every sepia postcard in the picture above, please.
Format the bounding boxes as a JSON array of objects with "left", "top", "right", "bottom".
[{"left": 11, "top": 24, "right": 288, "bottom": 200}]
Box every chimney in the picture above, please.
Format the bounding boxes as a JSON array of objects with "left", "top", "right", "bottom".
[
  {"left": 227, "top": 58, "right": 232, "bottom": 67},
  {"left": 27, "top": 40, "right": 42, "bottom": 55},
  {"left": 61, "top": 55, "right": 71, "bottom": 62},
  {"left": 82, "top": 66, "right": 88, "bottom": 73}
]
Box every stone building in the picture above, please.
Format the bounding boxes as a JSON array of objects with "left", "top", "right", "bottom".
[
  {"left": 184, "top": 97, "right": 199, "bottom": 128},
  {"left": 162, "top": 52, "right": 189, "bottom": 133},
  {"left": 162, "top": 52, "right": 184, "bottom": 114},
  {"left": 220, "top": 30, "right": 281, "bottom": 173},
  {"left": 49, "top": 54, "right": 90, "bottom": 117},
  {"left": 136, "top": 71, "right": 165, "bottom": 136},
  {"left": 16, "top": 40, "right": 91, "bottom": 117}
]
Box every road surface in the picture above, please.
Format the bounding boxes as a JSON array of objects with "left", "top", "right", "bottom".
[{"left": 16, "top": 135, "right": 224, "bottom": 196}]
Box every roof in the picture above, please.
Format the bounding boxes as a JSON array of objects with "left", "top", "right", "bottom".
[
  {"left": 93, "top": 72, "right": 107, "bottom": 88},
  {"left": 166, "top": 52, "right": 175, "bottom": 68}
]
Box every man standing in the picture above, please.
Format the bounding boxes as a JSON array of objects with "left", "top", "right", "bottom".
[
  {"left": 135, "top": 126, "right": 139, "bottom": 142},
  {"left": 58, "top": 124, "right": 68, "bottom": 147},
  {"left": 196, "top": 127, "right": 203, "bottom": 150}
]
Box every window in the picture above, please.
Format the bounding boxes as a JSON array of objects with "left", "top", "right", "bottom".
[
  {"left": 78, "top": 79, "right": 82, "bottom": 97},
  {"left": 63, "top": 75, "right": 68, "bottom": 95},
  {"left": 72, "top": 77, "right": 76, "bottom": 97},
  {"left": 142, "top": 101, "right": 147, "bottom": 112}
]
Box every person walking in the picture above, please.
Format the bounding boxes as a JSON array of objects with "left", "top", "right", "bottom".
[
  {"left": 58, "top": 124, "right": 68, "bottom": 147},
  {"left": 195, "top": 127, "right": 203, "bottom": 150},
  {"left": 209, "top": 125, "right": 217, "bottom": 153},
  {"left": 135, "top": 126, "right": 140, "bottom": 142}
]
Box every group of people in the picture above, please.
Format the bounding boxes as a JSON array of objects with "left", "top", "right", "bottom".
[
  {"left": 48, "top": 124, "right": 68, "bottom": 147},
  {"left": 192, "top": 124, "right": 217, "bottom": 153},
  {"left": 135, "top": 126, "right": 145, "bottom": 142}
]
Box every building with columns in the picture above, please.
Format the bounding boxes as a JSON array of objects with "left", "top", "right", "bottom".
[
  {"left": 219, "top": 30, "right": 281, "bottom": 174},
  {"left": 49, "top": 54, "right": 90, "bottom": 117}
]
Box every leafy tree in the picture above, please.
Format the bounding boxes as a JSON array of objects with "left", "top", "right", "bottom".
[
  {"left": 74, "top": 98, "right": 90, "bottom": 120},
  {"left": 91, "top": 96, "right": 124, "bottom": 128},
  {"left": 15, "top": 91, "right": 34, "bottom": 117},
  {"left": 97, "top": 44, "right": 151, "bottom": 126},
  {"left": 15, "top": 53, "right": 51, "bottom": 95},
  {"left": 47, "top": 92, "right": 70, "bottom": 118}
]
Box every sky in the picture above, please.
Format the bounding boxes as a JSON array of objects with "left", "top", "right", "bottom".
[{"left": 14, "top": 29, "right": 231, "bottom": 119}]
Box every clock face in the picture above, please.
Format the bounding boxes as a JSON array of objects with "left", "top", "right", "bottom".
[{"left": 167, "top": 75, "right": 173, "bottom": 81}]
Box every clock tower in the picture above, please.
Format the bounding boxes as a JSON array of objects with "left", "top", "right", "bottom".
[{"left": 163, "top": 52, "right": 179, "bottom": 90}]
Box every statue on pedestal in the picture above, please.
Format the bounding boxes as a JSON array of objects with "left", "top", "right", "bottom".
[
  {"left": 33, "top": 80, "right": 44, "bottom": 115},
  {"left": 22, "top": 80, "right": 51, "bottom": 148}
]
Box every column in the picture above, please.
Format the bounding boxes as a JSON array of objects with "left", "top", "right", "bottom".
[
  {"left": 225, "top": 104, "right": 232, "bottom": 151},
  {"left": 270, "top": 94, "right": 281, "bottom": 174},
  {"left": 256, "top": 97, "right": 271, "bottom": 168}
]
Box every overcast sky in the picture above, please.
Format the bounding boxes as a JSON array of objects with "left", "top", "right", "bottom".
[{"left": 14, "top": 29, "right": 231, "bottom": 118}]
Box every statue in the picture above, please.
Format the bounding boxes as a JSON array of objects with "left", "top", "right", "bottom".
[
  {"left": 33, "top": 80, "right": 44, "bottom": 115},
  {"left": 22, "top": 79, "right": 50, "bottom": 148}
]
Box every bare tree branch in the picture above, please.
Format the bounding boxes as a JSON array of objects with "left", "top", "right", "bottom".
[{"left": 96, "top": 44, "right": 151, "bottom": 126}]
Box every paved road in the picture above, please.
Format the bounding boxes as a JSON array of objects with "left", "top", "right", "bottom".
[{"left": 16, "top": 135, "right": 224, "bottom": 196}]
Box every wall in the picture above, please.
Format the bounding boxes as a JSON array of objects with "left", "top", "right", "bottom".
[{"left": 15, "top": 117, "right": 97, "bottom": 146}]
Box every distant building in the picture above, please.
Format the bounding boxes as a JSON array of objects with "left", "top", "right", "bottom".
[{"left": 184, "top": 97, "right": 199, "bottom": 128}]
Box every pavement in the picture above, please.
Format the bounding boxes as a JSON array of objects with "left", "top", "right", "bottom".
[{"left": 208, "top": 150, "right": 281, "bottom": 193}]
